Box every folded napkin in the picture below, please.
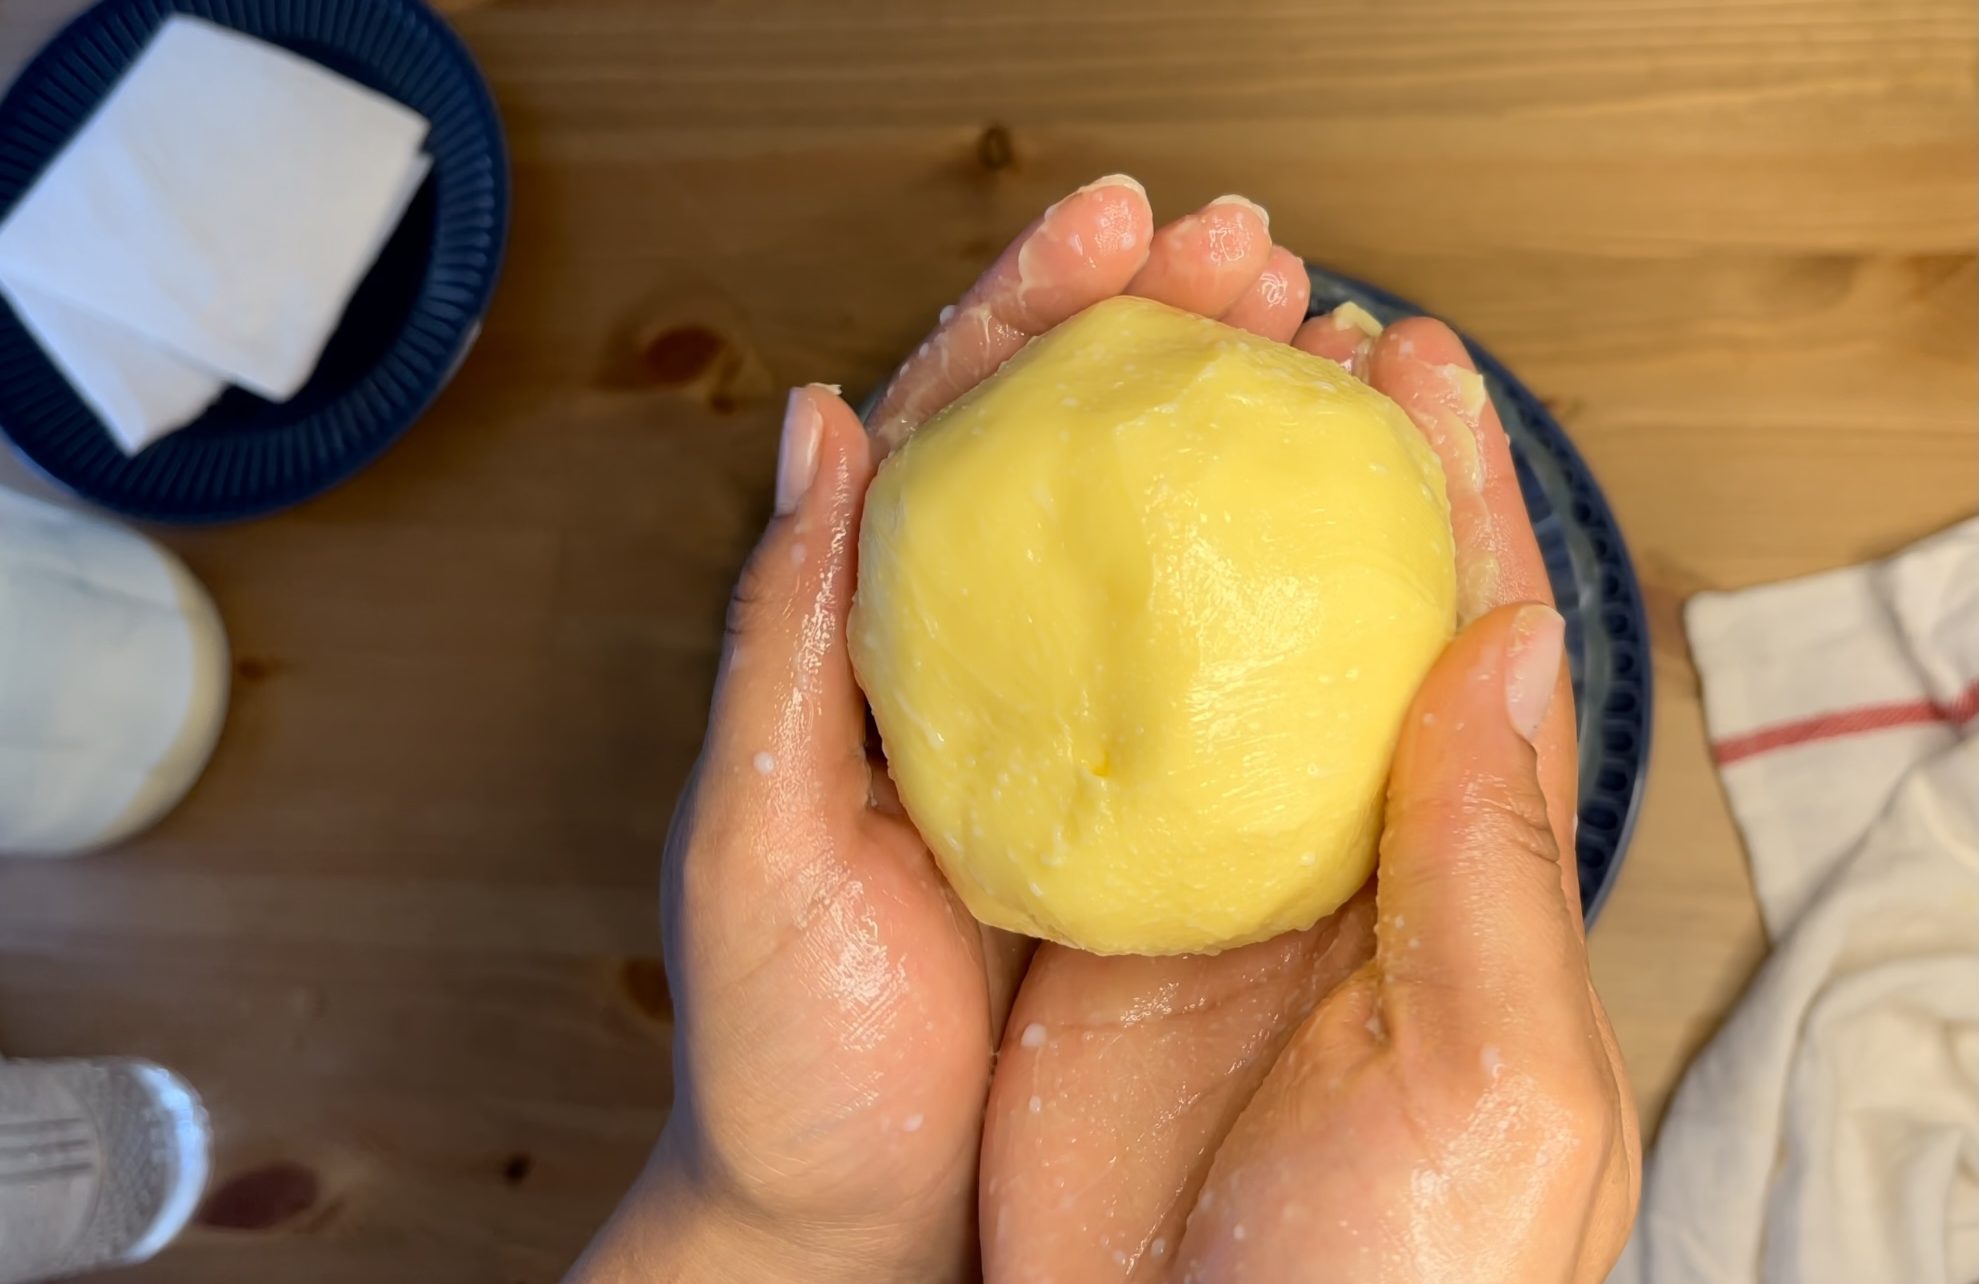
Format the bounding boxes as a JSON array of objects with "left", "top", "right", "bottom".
[
  {"left": 1612, "top": 518, "right": 1979, "bottom": 1284},
  {"left": 0, "top": 282, "right": 226, "bottom": 450},
  {"left": 0, "top": 15, "right": 430, "bottom": 453}
]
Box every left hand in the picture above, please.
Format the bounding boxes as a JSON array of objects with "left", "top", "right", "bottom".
[{"left": 568, "top": 176, "right": 1314, "bottom": 1283}]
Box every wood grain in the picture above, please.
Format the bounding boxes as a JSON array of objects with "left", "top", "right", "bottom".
[{"left": 0, "top": 0, "right": 1972, "bottom": 1278}]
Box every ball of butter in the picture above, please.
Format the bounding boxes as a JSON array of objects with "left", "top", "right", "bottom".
[{"left": 850, "top": 296, "right": 1456, "bottom": 955}]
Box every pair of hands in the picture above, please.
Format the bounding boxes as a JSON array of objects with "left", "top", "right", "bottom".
[{"left": 570, "top": 177, "right": 1639, "bottom": 1283}]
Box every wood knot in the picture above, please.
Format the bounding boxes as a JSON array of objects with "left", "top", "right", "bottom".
[
  {"left": 642, "top": 325, "right": 728, "bottom": 387},
  {"left": 233, "top": 656, "right": 280, "bottom": 682},
  {"left": 976, "top": 123, "right": 1016, "bottom": 172},
  {"left": 602, "top": 294, "right": 774, "bottom": 412},
  {"left": 197, "top": 1162, "right": 321, "bottom": 1231},
  {"left": 501, "top": 1152, "right": 533, "bottom": 1186}
]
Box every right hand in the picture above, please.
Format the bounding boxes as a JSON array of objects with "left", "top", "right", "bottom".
[
  {"left": 975, "top": 274, "right": 1641, "bottom": 1280},
  {"left": 1142, "top": 598, "right": 1638, "bottom": 1283}
]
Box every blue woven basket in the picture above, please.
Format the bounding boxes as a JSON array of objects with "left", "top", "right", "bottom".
[{"left": 0, "top": 0, "right": 510, "bottom": 522}]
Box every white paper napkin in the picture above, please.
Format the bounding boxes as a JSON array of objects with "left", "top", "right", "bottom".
[
  {"left": 0, "top": 15, "right": 431, "bottom": 451},
  {"left": 0, "top": 281, "right": 227, "bottom": 450},
  {"left": 0, "top": 152, "right": 431, "bottom": 454}
]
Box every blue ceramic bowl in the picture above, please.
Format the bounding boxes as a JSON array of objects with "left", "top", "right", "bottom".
[{"left": 0, "top": 0, "right": 510, "bottom": 522}]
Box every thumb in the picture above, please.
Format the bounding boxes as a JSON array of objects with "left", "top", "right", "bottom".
[
  {"left": 1373, "top": 603, "right": 1592, "bottom": 1056},
  {"left": 703, "top": 385, "right": 876, "bottom": 800}
]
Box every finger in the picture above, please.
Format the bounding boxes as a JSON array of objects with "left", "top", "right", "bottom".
[
  {"left": 1364, "top": 318, "right": 1579, "bottom": 913},
  {"left": 1292, "top": 300, "right": 1384, "bottom": 374},
  {"left": 1217, "top": 245, "right": 1310, "bottom": 342},
  {"left": 868, "top": 175, "right": 1154, "bottom": 451},
  {"left": 706, "top": 385, "right": 876, "bottom": 809},
  {"left": 1374, "top": 602, "right": 1591, "bottom": 1053},
  {"left": 979, "top": 891, "right": 1377, "bottom": 1281},
  {"left": 981, "top": 924, "right": 1037, "bottom": 1041},
  {"left": 1365, "top": 317, "right": 1551, "bottom": 620},
  {"left": 1159, "top": 964, "right": 1395, "bottom": 1283},
  {"left": 1125, "top": 194, "right": 1274, "bottom": 318},
  {"left": 665, "top": 387, "right": 1002, "bottom": 1225}
]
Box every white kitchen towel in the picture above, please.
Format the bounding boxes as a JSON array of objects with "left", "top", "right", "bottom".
[
  {"left": 0, "top": 15, "right": 429, "bottom": 438},
  {"left": 0, "top": 152, "right": 432, "bottom": 455},
  {"left": 1612, "top": 518, "right": 1979, "bottom": 1284}
]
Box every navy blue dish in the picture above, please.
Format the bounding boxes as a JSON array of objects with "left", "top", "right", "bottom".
[
  {"left": 1304, "top": 266, "right": 1650, "bottom": 923},
  {"left": 0, "top": 0, "right": 509, "bottom": 522}
]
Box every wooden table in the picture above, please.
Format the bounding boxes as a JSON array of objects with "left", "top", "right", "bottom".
[{"left": 0, "top": 1, "right": 1972, "bottom": 1279}]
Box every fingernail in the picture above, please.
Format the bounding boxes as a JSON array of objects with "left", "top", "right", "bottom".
[
  {"left": 1505, "top": 605, "right": 1565, "bottom": 744},
  {"left": 1077, "top": 173, "right": 1147, "bottom": 198},
  {"left": 1328, "top": 300, "right": 1384, "bottom": 339},
  {"left": 1438, "top": 362, "right": 1489, "bottom": 423},
  {"left": 1208, "top": 193, "right": 1270, "bottom": 230},
  {"left": 775, "top": 388, "right": 822, "bottom": 516},
  {"left": 1045, "top": 174, "right": 1146, "bottom": 223}
]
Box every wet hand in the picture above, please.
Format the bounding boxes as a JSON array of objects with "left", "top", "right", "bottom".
[
  {"left": 569, "top": 176, "right": 1316, "bottom": 1283},
  {"left": 978, "top": 315, "right": 1641, "bottom": 1280}
]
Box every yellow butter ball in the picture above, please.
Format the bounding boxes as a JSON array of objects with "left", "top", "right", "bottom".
[{"left": 850, "top": 296, "right": 1456, "bottom": 956}]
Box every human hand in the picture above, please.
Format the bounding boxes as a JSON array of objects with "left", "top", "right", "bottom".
[
  {"left": 1140, "top": 599, "right": 1638, "bottom": 1283},
  {"left": 568, "top": 176, "right": 1315, "bottom": 1283},
  {"left": 978, "top": 316, "right": 1641, "bottom": 1279}
]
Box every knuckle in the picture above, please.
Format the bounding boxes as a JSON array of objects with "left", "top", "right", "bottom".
[
  {"left": 1529, "top": 1054, "right": 1624, "bottom": 1174},
  {"left": 1545, "top": 1059, "right": 1618, "bottom": 1131},
  {"left": 1414, "top": 1046, "right": 1620, "bottom": 1191},
  {"left": 1388, "top": 769, "right": 1561, "bottom": 867}
]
